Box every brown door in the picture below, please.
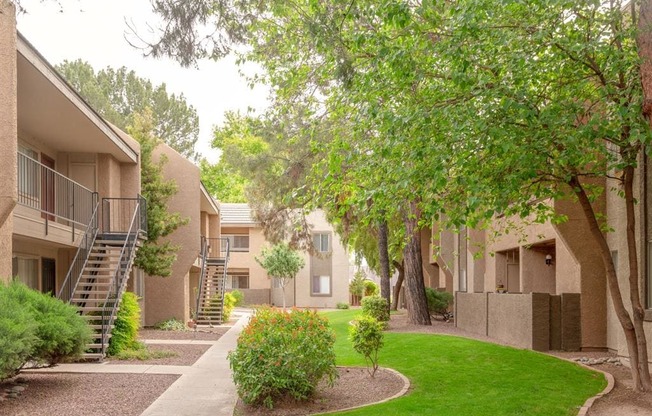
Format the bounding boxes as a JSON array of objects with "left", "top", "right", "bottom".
[{"left": 41, "top": 154, "right": 55, "bottom": 220}]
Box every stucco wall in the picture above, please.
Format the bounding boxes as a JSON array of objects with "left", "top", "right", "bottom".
[
  {"left": 293, "top": 211, "right": 350, "bottom": 308},
  {"left": 455, "top": 292, "right": 487, "bottom": 336},
  {"left": 0, "top": 0, "right": 17, "bottom": 281},
  {"left": 224, "top": 226, "right": 269, "bottom": 290},
  {"left": 144, "top": 143, "right": 200, "bottom": 326},
  {"left": 487, "top": 292, "right": 550, "bottom": 351}
]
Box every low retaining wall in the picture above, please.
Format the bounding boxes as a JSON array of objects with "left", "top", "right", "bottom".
[
  {"left": 456, "top": 291, "right": 581, "bottom": 351},
  {"left": 238, "top": 289, "right": 271, "bottom": 306}
]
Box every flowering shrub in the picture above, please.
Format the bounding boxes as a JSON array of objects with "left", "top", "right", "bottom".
[
  {"left": 349, "top": 314, "right": 385, "bottom": 377},
  {"left": 361, "top": 295, "right": 390, "bottom": 322},
  {"left": 228, "top": 306, "right": 338, "bottom": 408}
]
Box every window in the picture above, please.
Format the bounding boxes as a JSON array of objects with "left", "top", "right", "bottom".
[
  {"left": 17, "top": 144, "right": 40, "bottom": 206},
  {"left": 12, "top": 256, "right": 39, "bottom": 290},
  {"left": 230, "top": 272, "right": 249, "bottom": 289},
  {"left": 312, "top": 275, "right": 331, "bottom": 296},
  {"left": 222, "top": 235, "right": 249, "bottom": 252},
  {"left": 458, "top": 226, "right": 467, "bottom": 292},
  {"left": 313, "top": 233, "right": 330, "bottom": 253}
]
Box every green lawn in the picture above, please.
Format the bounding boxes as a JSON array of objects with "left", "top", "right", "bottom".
[{"left": 324, "top": 310, "right": 606, "bottom": 416}]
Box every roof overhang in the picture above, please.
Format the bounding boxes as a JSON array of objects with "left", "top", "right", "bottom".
[
  {"left": 16, "top": 33, "right": 138, "bottom": 163},
  {"left": 200, "top": 182, "right": 220, "bottom": 215}
]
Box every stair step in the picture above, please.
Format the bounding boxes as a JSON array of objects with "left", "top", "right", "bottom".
[{"left": 82, "top": 353, "right": 105, "bottom": 360}]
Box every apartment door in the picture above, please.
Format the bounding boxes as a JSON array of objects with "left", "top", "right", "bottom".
[
  {"left": 41, "top": 154, "right": 55, "bottom": 220},
  {"left": 41, "top": 258, "right": 56, "bottom": 295},
  {"left": 507, "top": 264, "right": 520, "bottom": 293}
]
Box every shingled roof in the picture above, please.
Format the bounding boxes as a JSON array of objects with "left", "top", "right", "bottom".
[{"left": 220, "top": 203, "right": 257, "bottom": 225}]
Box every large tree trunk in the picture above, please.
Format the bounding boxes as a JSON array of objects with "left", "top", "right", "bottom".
[
  {"left": 392, "top": 260, "right": 405, "bottom": 310},
  {"left": 377, "top": 219, "right": 392, "bottom": 313},
  {"left": 570, "top": 176, "right": 651, "bottom": 392},
  {"left": 634, "top": 0, "right": 652, "bottom": 392},
  {"left": 623, "top": 166, "right": 652, "bottom": 391},
  {"left": 402, "top": 201, "right": 431, "bottom": 325}
]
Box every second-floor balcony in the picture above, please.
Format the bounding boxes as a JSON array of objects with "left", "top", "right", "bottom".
[{"left": 16, "top": 151, "right": 97, "bottom": 243}]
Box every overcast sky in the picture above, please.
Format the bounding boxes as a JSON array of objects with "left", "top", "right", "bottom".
[{"left": 16, "top": 0, "right": 269, "bottom": 163}]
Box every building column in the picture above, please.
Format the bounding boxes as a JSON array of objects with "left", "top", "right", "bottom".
[{"left": 0, "top": 1, "right": 18, "bottom": 282}]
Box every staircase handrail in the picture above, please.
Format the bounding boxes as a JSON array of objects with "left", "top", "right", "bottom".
[
  {"left": 100, "top": 198, "right": 142, "bottom": 356},
  {"left": 57, "top": 193, "right": 100, "bottom": 302},
  {"left": 194, "top": 236, "right": 209, "bottom": 321},
  {"left": 220, "top": 239, "right": 230, "bottom": 320}
]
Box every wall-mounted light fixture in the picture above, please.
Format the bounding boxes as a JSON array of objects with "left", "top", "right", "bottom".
[{"left": 545, "top": 254, "right": 553, "bottom": 266}]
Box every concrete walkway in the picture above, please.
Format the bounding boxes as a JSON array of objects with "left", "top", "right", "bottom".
[{"left": 140, "top": 312, "right": 248, "bottom": 416}]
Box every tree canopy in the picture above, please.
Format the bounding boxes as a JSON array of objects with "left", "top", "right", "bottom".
[
  {"left": 57, "top": 59, "right": 200, "bottom": 160},
  {"left": 142, "top": 0, "right": 652, "bottom": 388}
]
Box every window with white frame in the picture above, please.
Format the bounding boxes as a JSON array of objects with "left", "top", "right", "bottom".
[
  {"left": 312, "top": 275, "right": 331, "bottom": 296},
  {"left": 17, "top": 144, "right": 40, "bottom": 206},
  {"left": 12, "top": 255, "right": 39, "bottom": 290},
  {"left": 313, "top": 233, "right": 330, "bottom": 253},
  {"left": 222, "top": 235, "right": 250, "bottom": 252}
]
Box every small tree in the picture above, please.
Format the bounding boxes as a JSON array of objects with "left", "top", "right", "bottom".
[
  {"left": 349, "top": 315, "right": 385, "bottom": 377},
  {"left": 255, "top": 243, "right": 305, "bottom": 309}
]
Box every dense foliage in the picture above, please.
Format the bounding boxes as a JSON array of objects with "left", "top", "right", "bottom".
[
  {"left": 228, "top": 289, "right": 244, "bottom": 307},
  {"left": 57, "top": 59, "right": 200, "bottom": 160},
  {"left": 228, "top": 307, "right": 337, "bottom": 408},
  {"left": 0, "top": 281, "right": 90, "bottom": 380},
  {"left": 108, "top": 292, "right": 142, "bottom": 356},
  {"left": 361, "top": 295, "right": 390, "bottom": 323},
  {"left": 425, "top": 288, "right": 454, "bottom": 321}
]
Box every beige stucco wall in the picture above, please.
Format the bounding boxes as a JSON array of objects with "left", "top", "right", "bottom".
[
  {"left": 224, "top": 226, "right": 269, "bottom": 290},
  {"left": 486, "top": 292, "right": 550, "bottom": 351},
  {"left": 292, "top": 210, "right": 350, "bottom": 308},
  {"left": 554, "top": 191, "right": 607, "bottom": 350},
  {"left": 604, "top": 164, "right": 652, "bottom": 362},
  {"left": 455, "top": 292, "right": 487, "bottom": 336},
  {"left": 0, "top": 0, "right": 17, "bottom": 281},
  {"left": 144, "top": 143, "right": 200, "bottom": 326}
]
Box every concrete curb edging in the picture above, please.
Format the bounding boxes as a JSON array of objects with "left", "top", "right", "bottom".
[
  {"left": 551, "top": 357, "right": 615, "bottom": 416},
  {"left": 576, "top": 366, "right": 614, "bottom": 416},
  {"left": 312, "top": 366, "right": 411, "bottom": 415}
]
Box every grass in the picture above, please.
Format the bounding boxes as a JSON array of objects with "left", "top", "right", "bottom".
[
  {"left": 323, "top": 309, "right": 606, "bottom": 416},
  {"left": 110, "top": 343, "right": 177, "bottom": 361}
]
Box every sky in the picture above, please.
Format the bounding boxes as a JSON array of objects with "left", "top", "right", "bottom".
[{"left": 16, "top": 0, "right": 270, "bottom": 163}]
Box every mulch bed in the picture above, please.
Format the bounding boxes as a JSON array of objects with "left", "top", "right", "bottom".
[
  {"left": 233, "top": 367, "right": 406, "bottom": 416},
  {"left": 0, "top": 373, "right": 178, "bottom": 416}
]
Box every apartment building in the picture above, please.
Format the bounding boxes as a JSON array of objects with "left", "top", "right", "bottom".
[{"left": 220, "top": 203, "right": 352, "bottom": 308}]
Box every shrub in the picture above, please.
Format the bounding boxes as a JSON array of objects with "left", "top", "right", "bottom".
[
  {"left": 0, "top": 283, "right": 38, "bottom": 380},
  {"left": 363, "top": 280, "right": 379, "bottom": 297},
  {"left": 229, "top": 289, "right": 244, "bottom": 306},
  {"left": 4, "top": 281, "right": 91, "bottom": 365},
  {"left": 349, "top": 315, "right": 385, "bottom": 377},
  {"left": 336, "top": 302, "right": 350, "bottom": 309},
  {"left": 361, "top": 295, "right": 389, "bottom": 322},
  {"left": 228, "top": 306, "right": 338, "bottom": 408},
  {"left": 349, "top": 271, "right": 365, "bottom": 297},
  {"left": 223, "top": 292, "right": 237, "bottom": 322},
  {"left": 108, "top": 292, "right": 141, "bottom": 356},
  {"left": 425, "top": 288, "right": 454, "bottom": 320},
  {"left": 154, "top": 318, "right": 186, "bottom": 331}
]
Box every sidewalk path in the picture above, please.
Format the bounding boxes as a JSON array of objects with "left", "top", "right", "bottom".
[{"left": 140, "top": 312, "right": 248, "bottom": 416}]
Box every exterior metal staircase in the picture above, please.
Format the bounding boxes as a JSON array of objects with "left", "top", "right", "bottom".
[
  {"left": 58, "top": 196, "right": 147, "bottom": 361},
  {"left": 195, "top": 237, "right": 230, "bottom": 325}
]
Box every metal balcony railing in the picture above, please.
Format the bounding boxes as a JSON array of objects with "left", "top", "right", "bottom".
[
  {"left": 102, "top": 195, "right": 148, "bottom": 237},
  {"left": 17, "top": 151, "right": 96, "bottom": 240}
]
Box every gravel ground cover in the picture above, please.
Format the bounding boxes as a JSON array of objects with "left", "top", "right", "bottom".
[
  {"left": 106, "top": 343, "right": 211, "bottom": 366},
  {"left": 139, "top": 327, "right": 228, "bottom": 341},
  {"left": 233, "top": 367, "right": 405, "bottom": 416},
  {"left": 0, "top": 373, "right": 178, "bottom": 416}
]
